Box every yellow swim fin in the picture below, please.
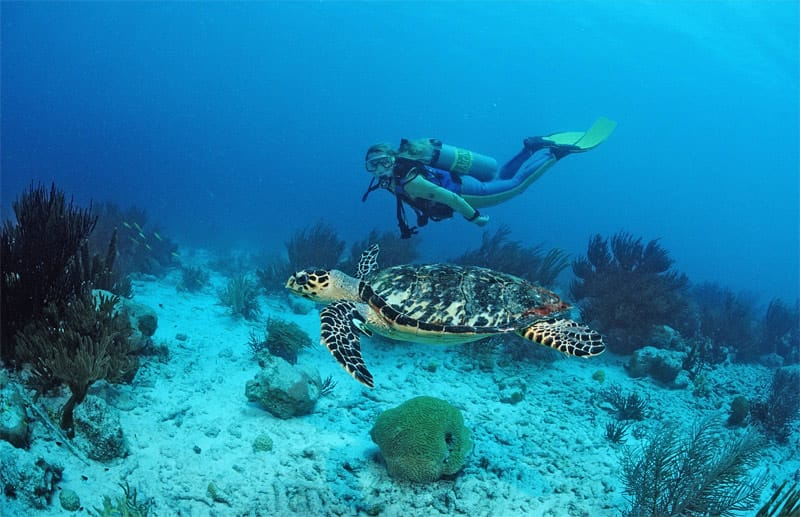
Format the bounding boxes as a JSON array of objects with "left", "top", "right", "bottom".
[{"left": 543, "top": 117, "right": 617, "bottom": 151}]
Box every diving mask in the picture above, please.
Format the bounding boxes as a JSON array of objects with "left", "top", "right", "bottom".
[{"left": 365, "top": 155, "right": 395, "bottom": 173}]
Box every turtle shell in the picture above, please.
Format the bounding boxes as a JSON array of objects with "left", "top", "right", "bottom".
[{"left": 365, "top": 264, "right": 569, "bottom": 332}]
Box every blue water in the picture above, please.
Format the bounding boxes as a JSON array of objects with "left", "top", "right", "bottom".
[{"left": 2, "top": 1, "right": 798, "bottom": 303}]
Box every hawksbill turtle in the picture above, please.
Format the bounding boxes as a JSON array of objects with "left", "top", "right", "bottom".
[{"left": 285, "top": 244, "right": 605, "bottom": 387}]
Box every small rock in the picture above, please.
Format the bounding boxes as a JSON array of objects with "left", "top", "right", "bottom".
[
  {"left": 252, "top": 434, "right": 273, "bottom": 453},
  {"left": 627, "top": 346, "right": 686, "bottom": 385},
  {"left": 59, "top": 488, "right": 81, "bottom": 511},
  {"left": 73, "top": 396, "right": 127, "bottom": 462},
  {"left": 245, "top": 356, "right": 322, "bottom": 418},
  {"left": 0, "top": 385, "right": 29, "bottom": 448},
  {"left": 497, "top": 376, "right": 527, "bottom": 404}
]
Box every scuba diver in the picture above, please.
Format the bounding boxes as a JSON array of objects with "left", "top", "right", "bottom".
[{"left": 362, "top": 117, "right": 617, "bottom": 238}]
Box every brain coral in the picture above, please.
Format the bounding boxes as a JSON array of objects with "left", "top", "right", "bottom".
[{"left": 369, "top": 396, "right": 472, "bottom": 483}]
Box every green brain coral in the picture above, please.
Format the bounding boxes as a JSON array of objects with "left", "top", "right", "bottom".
[{"left": 369, "top": 396, "right": 473, "bottom": 483}]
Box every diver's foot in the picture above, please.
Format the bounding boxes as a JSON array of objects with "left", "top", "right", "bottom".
[
  {"left": 523, "top": 136, "right": 547, "bottom": 153},
  {"left": 523, "top": 137, "right": 579, "bottom": 160}
]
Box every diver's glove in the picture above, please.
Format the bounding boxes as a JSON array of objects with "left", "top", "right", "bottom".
[
  {"left": 474, "top": 215, "right": 490, "bottom": 227},
  {"left": 466, "top": 209, "right": 490, "bottom": 227}
]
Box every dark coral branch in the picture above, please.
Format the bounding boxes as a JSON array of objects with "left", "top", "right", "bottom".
[
  {"left": 570, "top": 231, "right": 690, "bottom": 353},
  {"left": 452, "top": 224, "right": 569, "bottom": 288},
  {"left": 257, "top": 222, "right": 346, "bottom": 293},
  {"left": 1, "top": 182, "right": 97, "bottom": 362}
]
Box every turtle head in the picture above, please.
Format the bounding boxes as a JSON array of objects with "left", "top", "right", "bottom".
[{"left": 285, "top": 269, "right": 360, "bottom": 302}]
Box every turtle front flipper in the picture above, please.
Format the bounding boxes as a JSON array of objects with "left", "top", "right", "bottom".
[
  {"left": 355, "top": 244, "right": 380, "bottom": 279},
  {"left": 320, "top": 300, "right": 375, "bottom": 388},
  {"left": 520, "top": 319, "right": 605, "bottom": 357}
]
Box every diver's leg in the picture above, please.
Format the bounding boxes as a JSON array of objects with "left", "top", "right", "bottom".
[
  {"left": 462, "top": 150, "right": 555, "bottom": 197},
  {"left": 498, "top": 147, "right": 533, "bottom": 179},
  {"left": 459, "top": 175, "right": 490, "bottom": 196},
  {"left": 498, "top": 147, "right": 555, "bottom": 180}
]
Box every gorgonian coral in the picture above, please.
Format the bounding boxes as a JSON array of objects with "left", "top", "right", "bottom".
[{"left": 571, "top": 232, "right": 690, "bottom": 353}]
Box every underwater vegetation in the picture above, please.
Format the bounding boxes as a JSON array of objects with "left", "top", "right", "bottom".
[
  {"left": 571, "top": 232, "right": 691, "bottom": 354},
  {"left": 757, "top": 481, "right": 800, "bottom": 517},
  {"left": 339, "top": 229, "right": 419, "bottom": 273},
  {"left": 247, "top": 316, "right": 311, "bottom": 365},
  {"left": 257, "top": 222, "right": 346, "bottom": 293},
  {"left": 688, "top": 283, "right": 799, "bottom": 364},
  {"left": 750, "top": 367, "right": 800, "bottom": 443},
  {"left": 757, "top": 298, "right": 799, "bottom": 363},
  {"left": 621, "top": 417, "right": 765, "bottom": 516},
  {"left": 688, "top": 282, "right": 753, "bottom": 364},
  {"left": 177, "top": 265, "right": 210, "bottom": 293},
  {"left": 90, "top": 202, "right": 178, "bottom": 279},
  {"left": 599, "top": 383, "right": 648, "bottom": 444},
  {"left": 1, "top": 183, "right": 130, "bottom": 365},
  {"left": 599, "top": 383, "right": 650, "bottom": 422},
  {"left": 452, "top": 224, "right": 569, "bottom": 288},
  {"left": 15, "top": 292, "right": 138, "bottom": 436},
  {"left": 91, "top": 482, "right": 153, "bottom": 517},
  {"left": 218, "top": 273, "right": 261, "bottom": 321},
  {"left": 727, "top": 395, "right": 751, "bottom": 427},
  {"left": 1, "top": 183, "right": 96, "bottom": 363}
]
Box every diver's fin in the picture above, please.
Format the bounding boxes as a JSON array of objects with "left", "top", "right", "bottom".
[{"left": 543, "top": 117, "right": 617, "bottom": 151}]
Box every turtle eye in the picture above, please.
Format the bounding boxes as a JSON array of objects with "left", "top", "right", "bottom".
[{"left": 294, "top": 272, "right": 309, "bottom": 286}]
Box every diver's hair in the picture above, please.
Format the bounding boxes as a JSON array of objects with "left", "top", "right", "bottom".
[
  {"left": 365, "top": 143, "right": 396, "bottom": 160},
  {"left": 397, "top": 138, "right": 438, "bottom": 162}
]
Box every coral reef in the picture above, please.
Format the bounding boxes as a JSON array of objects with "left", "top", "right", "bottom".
[
  {"left": 369, "top": 396, "right": 472, "bottom": 483},
  {"left": 15, "top": 292, "right": 138, "bottom": 435},
  {"left": 452, "top": 225, "right": 569, "bottom": 288},
  {"left": 621, "top": 417, "right": 765, "bottom": 516},
  {"left": 218, "top": 274, "right": 262, "bottom": 320},
  {"left": 571, "top": 232, "right": 690, "bottom": 354}
]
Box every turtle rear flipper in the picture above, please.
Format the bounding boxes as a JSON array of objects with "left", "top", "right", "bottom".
[
  {"left": 520, "top": 319, "right": 605, "bottom": 357},
  {"left": 320, "top": 301, "right": 375, "bottom": 388}
]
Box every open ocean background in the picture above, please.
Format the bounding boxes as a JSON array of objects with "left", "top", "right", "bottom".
[{"left": 2, "top": 1, "right": 798, "bottom": 304}]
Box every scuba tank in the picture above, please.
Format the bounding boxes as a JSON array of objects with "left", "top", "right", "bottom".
[{"left": 398, "top": 138, "right": 497, "bottom": 181}]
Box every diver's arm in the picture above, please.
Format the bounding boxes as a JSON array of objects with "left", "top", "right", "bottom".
[{"left": 404, "top": 175, "right": 480, "bottom": 220}]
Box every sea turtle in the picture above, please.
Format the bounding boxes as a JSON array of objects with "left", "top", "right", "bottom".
[{"left": 285, "top": 245, "right": 605, "bottom": 387}]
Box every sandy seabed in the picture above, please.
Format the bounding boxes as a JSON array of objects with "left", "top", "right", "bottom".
[{"left": 2, "top": 258, "right": 798, "bottom": 517}]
